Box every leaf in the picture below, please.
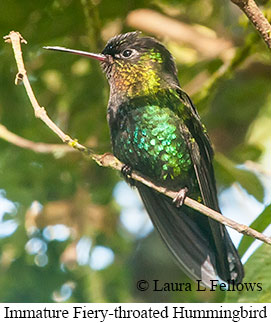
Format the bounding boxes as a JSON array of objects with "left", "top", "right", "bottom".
[
  {"left": 214, "top": 153, "right": 265, "bottom": 203},
  {"left": 238, "top": 204, "right": 271, "bottom": 257},
  {"left": 225, "top": 243, "right": 271, "bottom": 302}
]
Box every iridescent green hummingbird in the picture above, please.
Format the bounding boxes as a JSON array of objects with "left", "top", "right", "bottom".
[{"left": 44, "top": 32, "right": 244, "bottom": 287}]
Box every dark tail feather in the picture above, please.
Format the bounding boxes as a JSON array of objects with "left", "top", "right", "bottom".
[
  {"left": 210, "top": 221, "right": 244, "bottom": 284},
  {"left": 137, "top": 183, "right": 244, "bottom": 287}
]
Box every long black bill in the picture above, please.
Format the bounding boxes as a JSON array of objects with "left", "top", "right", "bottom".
[{"left": 43, "top": 46, "right": 106, "bottom": 62}]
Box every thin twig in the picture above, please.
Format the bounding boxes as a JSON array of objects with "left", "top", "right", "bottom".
[
  {"left": 4, "top": 30, "right": 271, "bottom": 246},
  {"left": 0, "top": 124, "right": 74, "bottom": 154},
  {"left": 4, "top": 31, "right": 89, "bottom": 155},
  {"left": 231, "top": 0, "right": 271, "bottom": 49}
]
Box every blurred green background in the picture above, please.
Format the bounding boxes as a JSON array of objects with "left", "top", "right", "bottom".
[{"left": 0, "top": 0, "right": 270, "bottom": 302}]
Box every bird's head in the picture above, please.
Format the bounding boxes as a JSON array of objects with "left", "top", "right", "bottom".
[
  {"left": 44, "top": 31, "right": 180, "bottom": 97},
  {"left": 100, "top": 32, "right": 179, "bottom": 96}
]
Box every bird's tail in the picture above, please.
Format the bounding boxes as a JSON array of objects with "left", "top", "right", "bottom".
[{"left": 137, "top": 183, "right": 244, "bottom": 288}]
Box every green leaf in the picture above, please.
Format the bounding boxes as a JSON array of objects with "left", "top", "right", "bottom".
[
  {"left": 226, "top": 243, "right": 271, "bottom": 302},
  {"left": 238, "top": 204, "right": 271, "bottom": 257},
  {"left": 214, "top": 153, "right": 264, "bottom": 203}
]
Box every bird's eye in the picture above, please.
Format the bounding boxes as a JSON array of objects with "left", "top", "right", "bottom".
[{"left": 121, "top": 49, "right": 133, "bottom": 58}]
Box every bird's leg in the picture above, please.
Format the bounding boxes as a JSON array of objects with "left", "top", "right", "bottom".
[
  {"left": 121, "top": 164, "right": 135, "bottom": 186},
  {"left": 173, "top": 187, "right": 188, "bottom": 207}
]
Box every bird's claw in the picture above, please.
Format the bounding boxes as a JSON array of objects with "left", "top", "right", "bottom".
[
  {"left": 121, "top": 164, "right": 135, "bottom": 186},
  {"left": 121, "top": 164, "right": 133, "bottom": 176},
  {"left": 173, "top": 187, "right": 188, "bottom": 207}
]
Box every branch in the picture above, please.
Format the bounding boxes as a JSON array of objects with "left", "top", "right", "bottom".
[
  {"left": 0, "top": 124, "right": 74, "bottom": 154},
  {"left": 4, "top": 31, "right": 271, "bottom": 246},
  {"left": 231, "top": 0, "right": 271, "bottom": 49},
  {"left": 3, "top": 32, "right": 89, "bottom": 155}
]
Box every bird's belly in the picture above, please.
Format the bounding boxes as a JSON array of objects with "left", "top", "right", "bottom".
[{"left": 113, "top": 105, "right": 194, "bottom": 188}]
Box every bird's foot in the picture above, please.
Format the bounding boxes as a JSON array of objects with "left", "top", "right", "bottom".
[
  {"left": 121, "top": 164, "right": 135, "bottom": 186},
  {"left": 173, "top": 187, "right": 188, "bottom": 207}
]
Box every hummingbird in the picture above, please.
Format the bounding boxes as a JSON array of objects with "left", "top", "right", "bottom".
[{"left": 44, "top": 31, "right": 244, "bottom": 287}]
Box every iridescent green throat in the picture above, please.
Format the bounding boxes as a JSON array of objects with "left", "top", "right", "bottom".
[{"left": 111, "top": 50, "right": 164, "bottom": 97}]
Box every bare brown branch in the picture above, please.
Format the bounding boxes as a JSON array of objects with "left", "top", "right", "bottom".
[
  {"left": 231, "top": 0, "right": 271, "bottom": 49},
  {"left": 0, "top": 124, "right": 74, "bottom": 154},
  {"left": 4, "top": 31, "right": 89, "bottom": 154},
  {"left": 4, "top": 30, "right": 271, "bottom": 246}
]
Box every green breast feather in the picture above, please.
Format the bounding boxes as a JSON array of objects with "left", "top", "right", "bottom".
[{"left": 116, "top": 104, "right": 193, "bottom": 181}]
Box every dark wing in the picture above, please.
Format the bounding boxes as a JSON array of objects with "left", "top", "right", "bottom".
[{"left": 177, "top": 88, "right": 244, "bottom": 283}]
